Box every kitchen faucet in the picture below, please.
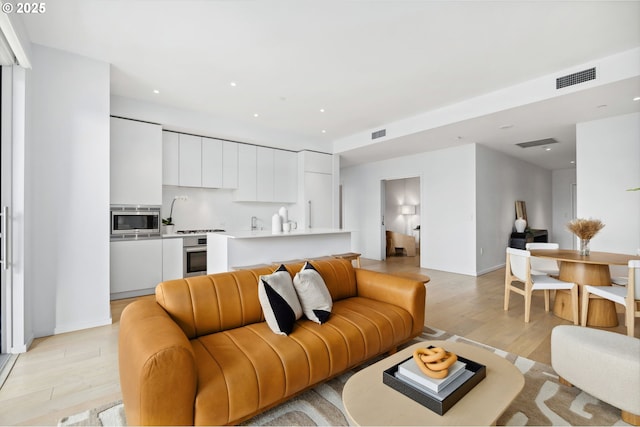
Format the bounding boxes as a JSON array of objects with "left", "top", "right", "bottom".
[{"left": 251, "top": 216, "right": 258, "bottom": 231}]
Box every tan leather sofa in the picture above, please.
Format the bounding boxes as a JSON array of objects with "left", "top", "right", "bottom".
[{"left": 119, "top": 259, "right": 426, "bottom": 426}]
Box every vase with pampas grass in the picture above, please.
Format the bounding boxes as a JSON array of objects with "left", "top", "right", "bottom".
[{"left": 566, "top": 218, "right": 605, "bottom": 256}]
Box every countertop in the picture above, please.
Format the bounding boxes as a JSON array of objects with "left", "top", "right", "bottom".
[{"left": 208, "top": 228, "right": 350, "bottom": 239}]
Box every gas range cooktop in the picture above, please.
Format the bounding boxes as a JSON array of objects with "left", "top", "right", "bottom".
[{"left": 176, "top": 229, "right": 226, "bottom": 234}]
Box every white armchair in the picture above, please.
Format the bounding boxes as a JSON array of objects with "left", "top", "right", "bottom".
[{"left": 552, "top": 325, "right": 640, "bottom": 425}]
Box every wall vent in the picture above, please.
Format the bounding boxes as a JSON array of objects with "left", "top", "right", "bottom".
[
  {"left": 516, "top": 138, "right": 558, "bottom": 148},
  {"left": 371, "top": 129, "right": 386, "bottom": 140},
  {"left": 556, "top": 67, "right": 596, "bottom": 89}
]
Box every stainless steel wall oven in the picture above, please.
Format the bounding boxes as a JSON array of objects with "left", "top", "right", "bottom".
[
  {"left": 183, "top": 236, "right": 207, "bottom": 277},
  {"left": 110, "top": 205, "right": 161, "bottom": 240}
]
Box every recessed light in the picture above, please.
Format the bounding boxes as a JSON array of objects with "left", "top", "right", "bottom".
[
  {"left": 230, "top": 82, "right": 237, "bottom": 87},
  {"left": 320, "top": 108, "right": 325, "bottom": 113},
  {"left": 499, "top": 124, "right": 513, "bottom": 130},
  {"left": 634, "top": 96, "right": 640, "bottom": 101},
  {"left": 253, "top": 113, "right": 259, "bottom": 118},
  {"left": 570, "top": 160, "right": 576, "bottom": 164},
  {"left": 544, "top": 147, "right": 552, "bottom": 151},
  {"left": 153, "top": 89, "right": 160, "bottom": 94},
  {"left": 321, "top": 130, "right": 326, "bottom": 134}
]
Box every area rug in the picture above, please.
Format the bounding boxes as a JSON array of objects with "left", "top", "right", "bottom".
[{"left": 58, "top": 326, "right": 627, "bottom": 426}]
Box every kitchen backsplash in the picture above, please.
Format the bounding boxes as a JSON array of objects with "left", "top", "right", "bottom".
[{"left": 162, "top": 186, "right": 301, "bottom": 232}]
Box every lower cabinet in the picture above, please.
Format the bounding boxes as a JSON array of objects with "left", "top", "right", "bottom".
[
  {"left": 162, "top": 238, "right": 183, "bottom": 281},
  {"left": 110, "top": 239, "right": 162, "bottom": 300}
]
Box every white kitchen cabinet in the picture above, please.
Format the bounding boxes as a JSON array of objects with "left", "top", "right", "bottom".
[
  {"left": 202, "top": 137, "right": 223, "bottom": 188},
  {"left": 305, "top": 172, "right": 333, "bottom": 229},
  {"left": 162, "top": 131, "right": 179, "bottom": 186},
  {"left": 222, "top": 141, "right": 239, "bottom": 189},
  {"left": 110, "top": 117, "right": 163, "bottom": 205},
  {"left": 179, "top": 134, "right": 202, "bottom": 187},
  {"left": 162, "top": 238, "right": 183, "bottom": 281},
  {"left": 234, "top": 144, "right": 257, "bottom": 201},
  {"left": 302, "top": 150, "right": 333, "bottom": 174},
  {"left": 110, "top": 239, "right": 162, "bottom": 299},
  {"left": 234, "top": 145, "right": 298, "bottom": 202},
  {"left": 274, "top": 150, "right": 297, "bottom": 203},
  {"left": 256, "top": 146, "right": 275, "bottom": 202}
]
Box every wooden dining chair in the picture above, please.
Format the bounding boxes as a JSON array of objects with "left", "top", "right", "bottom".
[
  {"left": 504, "top": 247, "right": 579, "bottom": 323},
  {"left": 582, "top": 260, "right": 640, "bottom": 336},
  {"left": 525, "top": 242, "right": 560, "bottom": 276}
]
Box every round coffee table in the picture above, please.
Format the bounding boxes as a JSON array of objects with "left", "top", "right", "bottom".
[{"left": 342, "top": 340, "right": 524, "bottom": 426}]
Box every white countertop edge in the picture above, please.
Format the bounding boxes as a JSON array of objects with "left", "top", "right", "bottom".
[{"left": 208, "top": 229, "right": 351, "bottom": 239}]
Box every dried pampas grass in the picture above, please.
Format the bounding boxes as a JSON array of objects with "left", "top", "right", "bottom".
[{"left": 566, "top": 218, "right": 605, "bottom": 240}]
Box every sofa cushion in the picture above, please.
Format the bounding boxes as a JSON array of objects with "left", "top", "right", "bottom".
[
  {"left": 293, "top": 262, "right": 333, "bottom": 324},
  {"left": 258, "top": 265, "right": 303, "bottom": 335},
  {"left": 190, "top": 296, "right": 415, "bottom": 426}
]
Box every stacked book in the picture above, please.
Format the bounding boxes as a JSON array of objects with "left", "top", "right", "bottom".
[{"left": 394, "top": 357, "right": 474, "bottom": 401}]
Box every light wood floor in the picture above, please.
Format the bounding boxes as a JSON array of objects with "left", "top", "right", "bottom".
[{"left": 0, "top": 256, "right": 635, "bottom": 426}]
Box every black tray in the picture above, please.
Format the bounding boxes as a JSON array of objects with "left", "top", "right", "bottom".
[{"left": 382, "top": 352, "right": 486, "bottom": 415}]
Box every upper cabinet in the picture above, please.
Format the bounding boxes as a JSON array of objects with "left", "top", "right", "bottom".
[
  {"left": 234, "top": 145, "right": 297, "bottom": 203},
  {"left": 163, "top": 131, "right": 238, "bottom": 189},
  {"left": 222, "top": 141, "right": 239, "bottom": 189},
  {"left": 162, "top": 132, "right": 179, "bottom": 186},
  {"left": 274, "top": 150, "right": 298, "bottom": 203},
  {"left": 111, "top": 117, "right": 163, "bottom": 205},
  {"left": 179, "top": 134, "right": 203, "bottom": 187},
  {"left": 202, "top": 137, "right": 222, "bottom": 188},
  {"left": 302, "top": 150, "right": 333, "bottom": 174}
]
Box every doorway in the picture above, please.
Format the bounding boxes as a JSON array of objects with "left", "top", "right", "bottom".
[{"left": 381, "top": 177, "right": 421, "bottom": 263}]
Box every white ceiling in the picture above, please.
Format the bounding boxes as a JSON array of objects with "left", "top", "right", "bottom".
[{"left": 19, "top": 0, "right": 640, "bottom": 170}]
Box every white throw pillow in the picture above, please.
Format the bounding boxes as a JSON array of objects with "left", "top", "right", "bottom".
[
  {"left": 293, "top": 262, "right": 333, "bottom": 324},
  {"left": 258, "top": 264, "right": 303, "bottom": 335}
]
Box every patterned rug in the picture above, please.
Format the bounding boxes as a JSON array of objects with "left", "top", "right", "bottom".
[{"left": 58, "top": 326, "right": 627, "bottom": 426}]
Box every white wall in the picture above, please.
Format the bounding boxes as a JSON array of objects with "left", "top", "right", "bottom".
[
  {"left": 342, "top": 144, "right": 476, "bottom": 275},
  {"left": 475, "top": 145, "right": 552, "bottom": 273},
  {"left": 552, "top": 168, "right": 576, "bottom": 249},
  {"left": 26, "top": 45, "right": 111, "bottom": 336},
  {"left": 576, "top": 112, "right": 640, "bottom": 254},
  {"left": 342, "top": 143, "right": 555, "bottom": 276}
]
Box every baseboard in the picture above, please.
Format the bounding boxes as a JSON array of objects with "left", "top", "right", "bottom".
[
  {"left": 53, "top": 317, "right": 112, "bottom": 335},
  {"left": 110, "top": 288, "right": 155, "bottom": 300},
  {"left": 477, "top": 262, "right": 505, "bottom": 276}
]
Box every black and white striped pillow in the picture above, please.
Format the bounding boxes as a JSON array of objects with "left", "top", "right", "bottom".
[
  {"left": 293, "top": 262, "right": 332, "bottom": 324},
  {"left": 258, "top": 264, "right": 303, "bottom": 335}
]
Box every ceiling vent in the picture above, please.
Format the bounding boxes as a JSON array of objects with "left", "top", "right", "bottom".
[
  {"left": 371, "top": 129, "right": 386, "bottom": 140},
  {"left": 516, "top": 138, "right": 558, "bottom": 149},
  {"left": 556, "top": 67, "right": 596, "bottom": 89}
]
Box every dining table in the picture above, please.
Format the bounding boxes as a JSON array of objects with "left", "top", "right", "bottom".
[{"left": 529, "top": 249, "right": 640, "bottom": 327}]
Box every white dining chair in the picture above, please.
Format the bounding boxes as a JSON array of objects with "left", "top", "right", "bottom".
[
  {"left": 504, "top": 247, "right": 578, "bottom": 324},
  {"left": 610, "top": 265, "right": 628, "bottom": 286},
  {"left": 582, "top": 260, "right": 640, "bottom": 337},
  {"left": 525, "top": 242, "right": 560, "bottom": 276}
]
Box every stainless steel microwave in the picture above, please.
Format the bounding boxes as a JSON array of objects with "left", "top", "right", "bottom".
[{"left": 110, "top": 205, "right": 161, "bottom": 240}]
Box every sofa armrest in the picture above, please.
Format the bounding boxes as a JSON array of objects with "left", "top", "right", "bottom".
[
  {"left": 354, "top": 269, "right": 426, "bottom": 338},
  {"left": 119, "top": 299, "right": 197, "bottom": 426}
]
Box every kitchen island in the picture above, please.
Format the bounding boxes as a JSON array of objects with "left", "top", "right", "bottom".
[{"left": 207, "top": 229, "right": 352, "bottom": 273}]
